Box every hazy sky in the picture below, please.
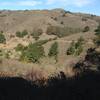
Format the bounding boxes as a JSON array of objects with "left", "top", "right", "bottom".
[{"left": 0, "top": 0, "right": 99, "bottom": 15}]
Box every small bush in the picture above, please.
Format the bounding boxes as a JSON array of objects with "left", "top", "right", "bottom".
[
  {"left": 95, "top": 24, "right": 100, "bottom": 36},
  {"left": 31, "top": 29, "right": 43, "bottom": 40},
  {"left": 16, "top": 30, "right": 28, "bottom": 38},
  {"left": 94, "top": 24, "right": 100, "bottom": 46},
  {"left": 61, "top": 21, "right": 64, "bottom": 24},
  {"left": 83, "top": 26, "right": 90, "bottom": 32},
  {"left": 48, "top": 42, "right": 58, "bottom": 62},
  {"left": 67, "top": 37, "right": 84, "bottom": 56},
  {"left": 82, "top": 18, "right": 87, "bottom": 21},
  {"left": 16, "top": 31, "right": 21, "bottom": 37},
  {"left": 46, "top": 26, "right": 81, "bottom": 38},
  {"left": 15, "top": 44, "right": 26, "bottom": 52},
  {"left": 0, "top": 50, "right": 3, "bottom": 57},
  {"left": 22, "top": 30, "right": 28, "bottom": 36},
  {"left": 53, "top": 17, "right": 57, "bottom": 21},
  {"left": 0, "top": 33, "right": 6, "bottom": 43},
  {"left": 67, "top": 41, "right": 76, "bottom": 55}
]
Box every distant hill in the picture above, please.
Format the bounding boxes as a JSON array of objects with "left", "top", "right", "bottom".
[{"left": 0, "top": 9, "right": 99, "bottom": 34}]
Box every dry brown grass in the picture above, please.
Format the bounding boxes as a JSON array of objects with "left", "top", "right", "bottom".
[
  {"left": 24, "top": 68, "right": 48, "bottom": 81},
  {"left": 0, "top": 71, "right": 15, "bottom": 77}
]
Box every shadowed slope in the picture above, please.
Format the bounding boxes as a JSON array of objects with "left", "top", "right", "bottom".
[{"left": 0, "top": 70, "right": 100, "bottom": 100}]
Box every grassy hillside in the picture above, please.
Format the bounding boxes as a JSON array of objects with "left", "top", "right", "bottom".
[{"left": 0, "top": 9, "right": 99, "bottom": 77}]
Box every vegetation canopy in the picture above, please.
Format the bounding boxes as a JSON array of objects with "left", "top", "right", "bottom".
[{"left": 0, "top": 33, "right": 6, "bottom": 43}]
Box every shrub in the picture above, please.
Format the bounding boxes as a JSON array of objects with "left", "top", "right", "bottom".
[
  {"left": 0, "top": 50, "right": 3, "bottom": 57},
  {"left": 62, "top": 13, "right": 66, "bottom": 17},
  {"left": 95, "top": 24, "right": 100, "bottom": 36},
  {"left": 16, "top": 31, "right": 21, "bottom": 38},
  {"left": 75, "top": 37, "right": 84, "bottom": 48},
  {"left": 20, "top": 43, "right": 45, "bottom": 63},
  {"left": 53, "top": 17, "right": 57, "bottom": 21},
  {"left": 22, "top": 30, "right": 28, "bottom": 36},
  {"left": 15, "top": 44, "right": 26, "bottom": 52},
  {"left": 67, "top": 37, "right": 84, "bottom": 56},
  {"left": 94, "top": 24, "right": 100, "bottom": 46},
  {"left": 67, "top": 41, "right": 76, "bottom": 55},
  {"left": 48, "top": 42, "right": 58, "bottom": 62},
  {"left": 0, "top": 33, "right": 6, "bottom": 43},
  {"left": 75, "top": 45, "right": 83, "bottom": 56},
  {"left": 82, "top": 18, "right": 87, "bottom": 21},
  {"left": 16, "top": 30, "right": 28, "bottom": 38},
  {"left": 94, "top": 36, "right": 100, "bottom": 46},
  {"left": 61, "top": 21, "right": 64, "bottom": 24},
  {"left": 83, "top": 26, "right": 90, "bottom": 32},
  {"left": 31, "top": 29, "right": 43, "bottom": 40},
  {"left": 46, "top": 26, "right": 81, "bottom": 38}
]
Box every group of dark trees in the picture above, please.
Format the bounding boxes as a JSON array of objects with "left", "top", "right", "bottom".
[
  {"left": 67, "top": 37, "right": 84, "bottom": 56},
  {"left": 73, "top": 23, "right": 100, "bottom": 71},
  {"left": 46, "top": 26, "right": 82, "bottom": 38},
  {"left": 16, "top": 30, "right": 28, "bottom": 38},
  {"left": 15, "top": 40, "right": 59, "bottom": 63},
  {"left": 16, "top": 29, "right": 43, "bottom": 40},
  {"left": 31, "top": 29, "right": 43, "bottom": 40}
]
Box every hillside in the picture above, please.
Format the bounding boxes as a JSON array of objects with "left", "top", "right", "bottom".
[{"left": 0, "top": 9, "right": 100, "bottom": 77}]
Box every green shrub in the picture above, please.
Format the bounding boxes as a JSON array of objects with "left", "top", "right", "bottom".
[
  {"left": 20, "top": 42, "right": 45, "bottom": 63},
  {"left": 31, "top": 29, "right": 43, "bottom": 40},
  {"left": 16, "top": 31, "right": 21, "bottom": 37},
  {"left": 67, "top": 37, "right": 84, "bottom": 56},
  {"left": 46, "top": 26, "right": 81, "bottom": 38},
  {"left": 0, "top": 33, "right": 6, "bottom": 43},
  {"left": 48, "top": 42, "right": 58, "bottom": 62},
  {"left": 0, "top": 50, "right": 3, "bottom": 56},
  {"left": 83, "top": 26, "right": 90, "bottom": 32},
  {"left": 75, "top": 45, "right": 83, "bottom": 56},
  {"left": 94, "top": 24, "right": 100, "bottom": 46},
  {"left": 22, "top": 30, "right": 28, "bottom": 36},
  {"left": 95, "top": 24, "right": 100, "bottom": 36},
  {"left": 16, "top": 30, "right": 28, "bottom": 38},
  {"left": 75, "top": 37, "right": 84, "bottom": 48},
  {"left": 15, "top": 44, "right": 26, "bottom": 52},
  {"left": 67, "top": 41, "right": 76, "bottom": 55}
]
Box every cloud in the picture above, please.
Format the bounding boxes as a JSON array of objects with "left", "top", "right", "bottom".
[
  {"left": 0, "top": 0, "right": 42, "bottom": 6},
  {"left": 73, "top": 0, "right": 92, "bottom": 7},
  {"left": 46, "top": 0, "right": 94, "bottom": 7},
  {"left": 18, "top": 0, "right": 42, "bottom": 6},
  {"left": 0, "top": 0, "right": 95, "bottom": 8},
  {"left": 46, "top": 0, "right": 69, "bottom": 5}
]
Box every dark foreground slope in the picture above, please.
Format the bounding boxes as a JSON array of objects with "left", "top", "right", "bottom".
[{"left": 0, "top": 70, "right": 100, "bottom": 100}]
